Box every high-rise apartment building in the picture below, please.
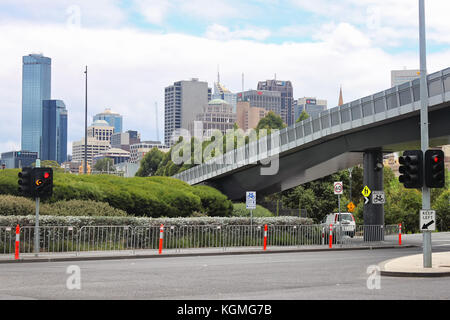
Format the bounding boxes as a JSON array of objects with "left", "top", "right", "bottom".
[
  {"left": 42, "top": 99, "right": 68, "bottom": 164},
  {"left": 93, "top": 108, "right": 123, "bottom": 133},
  {"left": 257, "top": 80, "right": 294, "bottom": 125},
  {"left": 391, "top": 69, "right": 420, "bottom": 87},
  {"left": 164, "top": 78, "right": 210, "bottom": 146},
  {"left": 237, "top": 90, "right": 282, "bottom": 118},
  {"left": 21, "top": 53, "right": 51, "bottom": 155},
  {"left": 295, "top": 97, "right": 327, "bottom": 120}
]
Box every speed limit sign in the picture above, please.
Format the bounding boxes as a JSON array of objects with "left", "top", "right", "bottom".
[{"left": 334, "top": 181, "right": 343, "bottom": 195}]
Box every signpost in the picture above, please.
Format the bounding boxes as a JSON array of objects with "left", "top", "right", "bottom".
[
  {"left": 362, "top": 185, "right": 371, "bottom": 205},
  {"left": 420, "top": 210, "right": 436, "bottom": 232},
  {"left": 334, "top": 182, "right": 343, "bottom": 242},
  {"left": 246, "top": 191, "right": 256, "bottom": 240},
  {"left": 371, "top": 191, "right": 385, "bottom": 205}
]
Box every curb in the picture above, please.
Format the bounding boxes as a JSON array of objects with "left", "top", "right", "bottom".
[
  {"left": 0, "top": 244, "right": 416, "bottom": 264},
  {"left": 379, "top": 257, "right": 450, "bottom": 278}
]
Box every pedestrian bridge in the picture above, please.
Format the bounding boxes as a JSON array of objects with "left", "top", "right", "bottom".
[{"left": 173, "top": 68, "right": 450, "bottom": 201}]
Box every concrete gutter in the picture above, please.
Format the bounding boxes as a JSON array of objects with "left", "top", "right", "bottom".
[{"left": 0, "top": 244, "right": 415, "bottom": 264}]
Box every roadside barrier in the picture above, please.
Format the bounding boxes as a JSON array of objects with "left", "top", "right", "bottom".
[
  {"left": 263, "top": 224, "right": 268, "bottom": 251},
  {"left": 0, "top": 224, "right": 403, "bottom": 259},
  {"left": 15, "top": 225, "right": 20, "bottom": 260},
  {"left": 159, "top": 224, "right": 164, "bottom": 254}
]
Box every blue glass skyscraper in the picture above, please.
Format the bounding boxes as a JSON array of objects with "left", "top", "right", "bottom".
[
  {"left": 21, "top": 54, "right": 51, "bottom": 155},
  {"left": 93, "top": 108, "right": 122, "bottom": 133},
  {"left": 42, "top": 100, "right": 68, "bottom": 164}
]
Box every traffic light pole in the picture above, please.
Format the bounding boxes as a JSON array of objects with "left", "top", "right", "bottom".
[
  {"left": 34, "top": 160, "right": 40, "bottom": 257},
  {"left": 419, "top": 0, "right": 432, "bottom": 268}
]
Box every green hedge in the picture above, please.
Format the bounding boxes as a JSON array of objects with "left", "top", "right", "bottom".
[
  {"left": 0, "top": 169, "right": 233, "bottom": 218},
  {"left": 0, "top": 195, "right": 127, "bottom": 217},
  {"left": 0, "top": 215, "right": 313, "bottom": 228},
  {"left": 232, "top": 203, "right": 274, "bottom": 217}
]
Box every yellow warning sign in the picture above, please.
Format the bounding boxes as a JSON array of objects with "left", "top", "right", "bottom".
[
  {"left": 347, "top": 202, "right": 355, "bottom": 212},
  {"left": 361, "top": 186, "right": 371, "bottom": 198}
]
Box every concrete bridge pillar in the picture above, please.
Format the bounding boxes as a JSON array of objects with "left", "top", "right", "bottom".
[{"left": 363, "top": 150, "right": 384, "bottom": 241}]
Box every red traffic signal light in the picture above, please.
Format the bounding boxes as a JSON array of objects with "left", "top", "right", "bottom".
[{"left": 425, "top": 150, "right": 445, "bottom": 188}]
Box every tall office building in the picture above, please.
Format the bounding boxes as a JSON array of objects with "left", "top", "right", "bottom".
[
  {"left": 391, "top": 69, "right": 420, "bottom": 87},
  {"left": 189, "top": 99, "right": 236, "bottom": 138},
  {"left": 111, "top": 130, "right": 141, "bottom": 152},
  {"left": 295, "top": 97, "right": 327, "bottom": 120},
  {"left": 164, "top": 78, "right": 210, "bottom": 146},
  {"left": 212, "top": 82, "right": 237, "bottom": 112},
  {"left": 257, "top": 80, "right": 294, "bottom": 126},
  {"left": 21, "top": 53, "right": 51, "bottom": 155},
  {"left": 42, "top": 100, "right": 68, "bottom": 164},
  {"left": 237, "top": 90, "right": 282, "bottom": 117},
  {"left": 93, "top": 108, "right": 123, "bottom": 133}
]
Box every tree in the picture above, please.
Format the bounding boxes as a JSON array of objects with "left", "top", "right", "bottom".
[
  {"left": 93, "top": 158, "right": 115, "bottom": 172},
  {"left": 256, "top": 111, "right": 286, "bottom": 132},
  {"left": 135, "top": 147, "right": 164, "bottom": 177},
  {"left": 31, "top": 160, "right": 64, "bottom": 172},
  {"left": 296, "top": 110, "right": 309, "bottom": 123}
]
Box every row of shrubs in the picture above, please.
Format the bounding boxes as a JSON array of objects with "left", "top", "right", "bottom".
[
  {"left": 0, "top": 215, "right": 313, "bottom": 228},
  {"left": 0, "top": 195, "right": 275, "bottom": 218},
  {"left": 0, "top": 169, "right": 233, "bottom": 218}
]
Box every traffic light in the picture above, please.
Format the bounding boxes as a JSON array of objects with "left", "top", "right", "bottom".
[
  {"left": 33, "top": 168, "right": 53, "bottom": 198},
  {"left": 399, "top": 150, "right": 423, "bottom": 188},
  {"left": 18, "top": 167, "right": 34, "bottom": 197},
  {"left": 425, "top": 150, "right": 445, "bottom": 188}
]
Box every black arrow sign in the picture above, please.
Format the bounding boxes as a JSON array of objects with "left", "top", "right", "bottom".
[{"left": 422, "top": 220, "right": 434, "bottom": 230}]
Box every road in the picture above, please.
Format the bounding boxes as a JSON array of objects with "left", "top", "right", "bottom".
[{"left": 0, "top": 233, "right": 449, "bottom": 300}]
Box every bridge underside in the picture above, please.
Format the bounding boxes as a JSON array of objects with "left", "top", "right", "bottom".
[{"left": 203, "top": 104, "right": 450, "bottom": 201}]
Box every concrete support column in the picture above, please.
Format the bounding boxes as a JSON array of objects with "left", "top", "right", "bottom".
[{"left": 363, "top": 150, "right": 384, "bottom": 241}]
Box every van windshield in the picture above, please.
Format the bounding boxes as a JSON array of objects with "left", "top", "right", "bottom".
[{"left": 338, "top": 214, "right": 353, "bottom": 222}]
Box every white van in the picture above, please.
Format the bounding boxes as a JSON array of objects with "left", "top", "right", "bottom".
[{"left": 321, "top": 212, "right": 356, "bottom": 238}]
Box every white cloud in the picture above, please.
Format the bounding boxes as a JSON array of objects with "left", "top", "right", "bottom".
[
  {"left": 205, "top": 24, "right": 271, "bottom": 41},
  {"left": 1, "top": 14, "right": 450, "bottom": 154},
  {"left": 134, "top": 0, "right": 172, "bottom": 25}
]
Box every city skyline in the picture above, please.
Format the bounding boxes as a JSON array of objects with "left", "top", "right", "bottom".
[{"left": 1, "top": 1, "right": 450, "bottom": 154}]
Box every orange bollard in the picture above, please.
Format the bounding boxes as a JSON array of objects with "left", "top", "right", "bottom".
[
  {"left": 15, "top": 225, "right": 20, "bottom": 260},
  {"left": 263, "top": 224, "right": 268, "bottom": 251},
  {"left": 399, "top": 223, "right": 402, "bottom": 246},
  {"left": 159, "top": 224, "right": 164, "bottom": 254},
  {"left": 329, "top": 224, "right": 333, "bottom": 249}
]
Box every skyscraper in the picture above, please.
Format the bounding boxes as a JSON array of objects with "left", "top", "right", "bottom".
[
  {"left": 295, "top": 97, "right": 327, "bottom": 120},
  {"left": 237, "top": 90, "right": 282, "bottom": 117},
  {"left": 164, "top": 78, "right": 210, "bottom": 146},
  {"left": 42, "top": 100, "right": 68, "bottom": 164},
  {"left": 257, "top": 80, "right": 294, "bottom": 125},
  {"left": 93, "top": 108, "right": 123, "bottom": 133},
  {"left": 212, "top": 81, "right": 237, "bottom": 112},
  {"left": 21, "top": 53, "right": 51, "bottom": 155}
]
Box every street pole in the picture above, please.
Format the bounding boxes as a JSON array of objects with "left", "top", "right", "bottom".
[
  {"left": 34, "top": 159, "right": 40, "bottom": 257},
  {"left": 419, "top": 0, "right": 432, "bottom": 268},
  {"left": 348, "top": 167, "right": 353, "bottom": 202},
  {"left": 84, "top": 66, "right": 88, "bottom": 175}
]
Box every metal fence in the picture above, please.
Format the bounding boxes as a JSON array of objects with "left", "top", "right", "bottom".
[
  {"left": 0, "top": 226, "right": 16, "bottom": 255},
  {"left": 0, "top": 224, "right": 402, "bottom": 258}
]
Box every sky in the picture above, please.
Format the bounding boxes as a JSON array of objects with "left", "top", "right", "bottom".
[{"left": 1, "top": 0, "right": 450, "bottom": 155}]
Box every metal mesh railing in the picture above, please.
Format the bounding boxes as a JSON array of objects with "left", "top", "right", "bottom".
[{"left": 0, "top": 224, "right": 402, "bottom": 258}]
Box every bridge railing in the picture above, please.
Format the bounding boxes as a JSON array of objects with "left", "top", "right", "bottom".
[{"left": 174, "top": 67, "right": 450, "bottom": 184}]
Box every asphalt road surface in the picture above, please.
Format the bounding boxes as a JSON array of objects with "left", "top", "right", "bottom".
[{"left": 1, "top": 233, "right": 449, "bottom": 300}]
